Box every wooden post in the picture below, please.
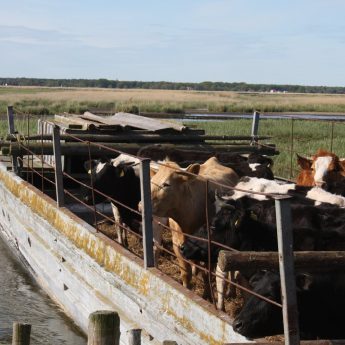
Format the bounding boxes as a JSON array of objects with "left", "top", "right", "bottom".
[
  {"left": 274, "top": 196, "right": 300, "bottom": 345},
  {"left": 126, "top": 329, "right": 141, "bottom": 345},
  {"left": 7, "top": 106, "right": 19, "bottom": 174},
  {"left": 88, "top": 311, "right": 120, "bottom": 345},
  {"left": 162, "top": 341, "right": 178, "bottom": 345},
  {"left": 140, "top": 159, "right": 154, "bottom": 268},
  {"left": 12, "top": 322, "right": 31, "bottom": 345},
  {"left": 52, "top": 125, "right": 65, "bottom": 207},
  {"left": 251, "top": 110, "right": 260, "bottom": 145}
]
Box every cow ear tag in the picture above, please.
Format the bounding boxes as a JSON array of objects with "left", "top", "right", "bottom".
[
  {"left": 119, "top": 169, "right": 125, "bottom": 177},
  {"left": 235, "top": 218, "right": 240, "bottom": 227},
  {"left": 250, "top": 211, "right": 258, "bottom": 221}
]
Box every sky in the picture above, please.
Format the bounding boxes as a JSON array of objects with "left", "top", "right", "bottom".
[{"left": 0, "top": 0, "right": 345, "bottom": 86}]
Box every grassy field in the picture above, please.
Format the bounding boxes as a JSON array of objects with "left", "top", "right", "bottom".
[
  {"left": 188, "top": 119, "right": 345, "bottom": 179},
  {"left": 2, "top": 86, "right": 345, "bottom": 115}
]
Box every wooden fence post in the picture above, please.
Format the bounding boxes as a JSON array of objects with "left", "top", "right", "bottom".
[
  {"left": 126, "top": 328, "right": 141, "bottom": 345},
  {"left": 7, "top": 106, "right": 19, "bottom": 174},
  {"left": 251, "top": 110, "right": 260, "bottom": 145},
  {"left": 274, "top": 196, "right": 300, "bottom": 345},
  {"left": 88, "top": 311, "right": 120, "bottom": 345},
  {"left": 140, "top": 159, "right": 154, "bottom": 268},
  {"left": 52, "top": 125, "right": 65, "bottom": 207},
  {"left": 12, "top": 322, "right": 31, "bottom": 345}
]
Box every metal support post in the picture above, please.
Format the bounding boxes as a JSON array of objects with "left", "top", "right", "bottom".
[
  {"left": 251, "top": 110, "right": 260, "bottom": 145},
  {"left": 7, "top": 106, "right": 19, "bottom": 174},
  {"left": 52, "top": 125, "right": 65, "bottom": 207},
  {"left": 140, "top": 159, "right": 154, "bottom": 268},
  {"left": 274, "top": 196, "right": 300, "bottom": 345}
]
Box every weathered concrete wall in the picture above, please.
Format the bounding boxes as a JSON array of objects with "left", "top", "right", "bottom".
[{"left": 0, "top": 163, "right": 250, "bottom": 345}]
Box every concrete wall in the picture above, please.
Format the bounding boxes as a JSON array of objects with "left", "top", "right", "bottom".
[{"left": 0, "top": 163, "right": 250, "bottom": 345}]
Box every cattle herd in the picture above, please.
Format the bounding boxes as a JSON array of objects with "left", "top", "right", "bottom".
[{"left": 82, "top": 149, "right": 345, "bottom": 340}]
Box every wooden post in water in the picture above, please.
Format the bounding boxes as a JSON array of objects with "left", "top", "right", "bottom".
[
  {"left": 52, "top": 125, "right": 65, "bottom": 207},
  {"left": 126, "top": 329, "right": 141, "bottom": 345},
  {"left": 12, "top": 322, "right": 31, "bottom": 345},
  {"left": 251, "top": 110, "right": 260, "bottom": 145},
  {"left": 87, "top": 311, "right": 120, "bottom": 345},
  {"left": 140, "top": 159, "right": 154, "bottom": 268},
  {"left": 274, "top": 196, "right": 300, "bottom": 345}
]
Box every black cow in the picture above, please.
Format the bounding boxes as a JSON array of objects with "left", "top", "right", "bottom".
[
  {"left": 233, "top": 270, "right": 345, "bottom": 339},
  {"left": 83, "top": 158, "right": 141, "bottom": 245},
  {"left": 180, "top": 194, "right": 345, "bottom": 310}
]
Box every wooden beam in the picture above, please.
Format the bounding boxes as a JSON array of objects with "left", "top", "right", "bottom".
[
  {"left": 217, "top": 250, "right": 345, "bottom": 272},
  {"left": 1, "top": 142, "right": 277, "bottom": 157}
]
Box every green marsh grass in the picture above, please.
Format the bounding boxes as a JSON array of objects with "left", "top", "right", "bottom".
[{"left": 191, "top": 119, "right": 345, "bottom": 179}]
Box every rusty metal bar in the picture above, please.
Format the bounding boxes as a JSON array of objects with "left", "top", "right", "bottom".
[
  {"left": 52, "top": 125, "right": 65, "bottom": 207},
  {"left": 274, "top": 196, "right": 300, "bottom": 345},
  {"left": 205, "top": 179, "right": 216, "bottom": 308},
  {"left": 140, "top": 158, "right": 154, "bottom": 268}
]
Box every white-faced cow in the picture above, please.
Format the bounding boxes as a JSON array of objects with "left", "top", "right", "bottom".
[
  {"left": 296, "top": 149, "right": 345, "bottom": 188},
  {"left": 150, "top": 156, "right": 239, "bottom": 291}
]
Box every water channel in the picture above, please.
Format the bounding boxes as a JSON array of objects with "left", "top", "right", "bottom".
[{"left": 0, "top": 236, "right": 87, "bottom": 344}]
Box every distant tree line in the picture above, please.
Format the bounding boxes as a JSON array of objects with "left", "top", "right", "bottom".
[{"left": 1, "top": 77, "right": 344, "bottom": 94}]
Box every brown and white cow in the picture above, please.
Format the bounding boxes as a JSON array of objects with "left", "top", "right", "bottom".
[
  {"left": 296, "top": 149, "right": 345, "bottom": 187},
  {"left": 150, "top": 157, "right": 239, "bottom": 291}
]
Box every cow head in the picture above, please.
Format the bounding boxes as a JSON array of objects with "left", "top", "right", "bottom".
[
  {"left": 297, "top": 150, "right": 345, "bottom": 187},
  {"left": 150, "top": 161, "right": 200, "bottom": 217},
  {"left": 233, "top": 270, "right": 283, "bottom": 338},
  {"left": 83, "top": 158, "right": 134, "bottom": 204}
]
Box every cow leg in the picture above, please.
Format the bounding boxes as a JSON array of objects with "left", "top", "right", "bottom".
[
  {"left": 152, "top": 217, "right": 166, "bottom": 267},
  {"left": 227, "top": 271, "right": 237, "bottom": 299},
  {"left": 216, "top": 264, "right": 226, "bottom": 311},
  {"left": 201, "top": 267, "right": 213, "bottom": 301},
  {"left": 111, "top": 203, "right": 127, "bottom": 246},
  {"left": 170, "top": 219, "right": 192, "bottom": 289}
]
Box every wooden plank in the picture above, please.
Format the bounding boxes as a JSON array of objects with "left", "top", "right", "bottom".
[
  {"left": 218, "top": 250, "right": 345, "bottom": 272},
  {"left": 82, "top": 112, "right": 186, "bottom": 132},
  {"left": 2, "top": 143, "right": 277, "bottom": 157},
  {"left": 54, "top": 114, "right": 95, "bottom": 130}
]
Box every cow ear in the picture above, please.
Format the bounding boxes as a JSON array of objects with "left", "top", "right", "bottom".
[
  {"left": 339, "top": 159, "right": 345, "bottom": 172},
  {"left": 175, "top": 163, "right": 200, "bottom": 180},
  {"left": 84, "top": 159, "right": 97, "bottom": 174},
  {"left": 150, "top": 168, "right": 157, "bottom": 178},
  {"left": 296, "top": 154, "right": 312, "bottom": 170},
  {"left": 296, "top": 273, "right": 313, "bottom": 291},
  {"left": 186, "top": 163, "right": 201, "bottom": 175}
]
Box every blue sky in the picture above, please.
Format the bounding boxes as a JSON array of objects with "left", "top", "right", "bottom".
[{"left": 1, "top": 0, "right": 345, "bottom": 86}]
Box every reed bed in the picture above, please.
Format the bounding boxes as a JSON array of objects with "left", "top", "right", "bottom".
[{"left": 2, "top": 87, "right": 345, "bottom": 115}]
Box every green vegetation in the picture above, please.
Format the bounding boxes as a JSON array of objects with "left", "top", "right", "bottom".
[
  {"left": 192, "top": 119, "right": 345, "bottom": 179},
  {"left": 1, "top": 77, "right": 345, "bottom": 94}
]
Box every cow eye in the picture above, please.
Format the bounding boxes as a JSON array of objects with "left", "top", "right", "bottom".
[{"left": 162, "top": 182, "right": 171, "bottom": 188}]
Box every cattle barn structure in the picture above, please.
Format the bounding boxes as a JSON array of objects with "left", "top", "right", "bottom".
[{"left": 7, "top": 107, "right": 344, "bottom": 344}]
